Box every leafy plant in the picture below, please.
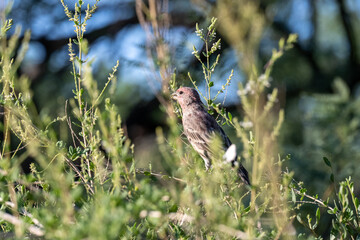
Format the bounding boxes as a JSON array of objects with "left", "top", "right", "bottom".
[
  {"left": 0, "top": 0, "right": 358, "bottom": 239},
  {"left": 291, "top": 158, "right": 360, "bottom": 239}
]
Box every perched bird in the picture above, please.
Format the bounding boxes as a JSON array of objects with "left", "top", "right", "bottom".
[{"left": 171, "top": 87, "right": 250, "bottom": 185}]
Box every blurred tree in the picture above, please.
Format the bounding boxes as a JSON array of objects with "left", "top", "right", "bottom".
[{"left": 7, "top": 0, "right": 360, "bottom": 190}]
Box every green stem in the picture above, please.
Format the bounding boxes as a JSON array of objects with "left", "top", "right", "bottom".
[
  {"left": 250, "top": 94, "right": 260, "bottom": 212},
  {"left": 77, "top": 2, "right": 93, "bottom": 191},
  {"left": 78, "top": 8, "right": 83, "bottom": 115},
  {"left": 205, "top": 38, "right": 211, "bottom": 102}
]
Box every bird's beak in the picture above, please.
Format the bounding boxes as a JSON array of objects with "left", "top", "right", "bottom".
[{"left": 171, "top": 92, "right": 178, "bottom": 100}]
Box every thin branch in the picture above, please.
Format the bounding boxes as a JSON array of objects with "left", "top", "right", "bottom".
[
  {"left": 168, "top": 212, "right": 194, "bottom": 225},
  {"left": 135, "top": 169, "right": 187, "bottom": 184},
  {"left": 0, "top": 197, "right": 44, "bottom": 229},
  {"left": 64, "top": 156, "right": 94, "bottom": 195},
  {"left": 2, "top": 142, "right": 29, "bottom": 156},
  {"left": 0, "top": 210, "right": 44, "bottom": 237},
  {"left": 292, "top": 188, "right": 335, "bottom": 212},
  {"left": 65, "top": 100, "right": 81, "bottom": 147}
]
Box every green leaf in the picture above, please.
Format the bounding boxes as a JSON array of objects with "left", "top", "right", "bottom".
[
  {"left": 330, "top": 174, "right": 334, "bottom": 183},
  {"left": 129, "top": 162, "right": 135, "bottom": 173},
  {"left": 349, "top": 181, "right": 354, "bottom": 192},
  {"left": 161, "top": 175, "right": 171, "bottom": 180},
  {"left": 316, "top": 208, "right": 320, "bottom": 222},
  {"left": 333, "top": 206, "right": 338, "bottom": 214},
  {"left": 228, "top": 112, "right": 232, "bottom": 122},
  {"left": 355, "top": 197, "right": 359, "bottom": 210},
  {"left": 168, "top": 204, "right": 178, "bottom": 213},
  {"left": 296, "top": 214, "right": 303, "bottom": 224},
  {"left": 323, "top": 157, "right": 331, "bottom": 167},
  {"left": 69, "top": 146, "right": 74, "bottom": 154},
  {"left": 208, "top": 17, "right": 217, "bottom": 32},
  {"left": 324, "top": 197, "right": 329, "bottom": 206},
  {"left": 291, "top": 189, "right": 296, "bottom": 203},
  {"left": 307, "top": 214, "right": 313, "bottom": 229},
  {"left": 279, "top": 38, "right": 285, "bottom": 49},
  {"left": 287, "top": 33, "right": 298, "bottom": 44},
  {"left": 56, "top": 141, "right": 64, "bottom": 149}
]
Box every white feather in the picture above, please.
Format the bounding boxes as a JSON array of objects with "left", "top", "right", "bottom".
[{"left": 223, "top": 144, "right": 237, "bottom": 163}]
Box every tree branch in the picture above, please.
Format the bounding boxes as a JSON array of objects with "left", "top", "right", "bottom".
[{"left": 0, "top": 210, "right": 44, "bottom": 237}]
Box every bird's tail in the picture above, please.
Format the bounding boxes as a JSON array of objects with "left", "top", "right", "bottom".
[
  {"left": 224, "top": 144, "right": 251, "bottom": 185},
  {"left": 238, "top": 164, "right": 250, "bottom": 186}
]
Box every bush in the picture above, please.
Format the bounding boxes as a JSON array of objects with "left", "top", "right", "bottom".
[{"left": 0, "top": 1, "right": 358, "bottom": 239}]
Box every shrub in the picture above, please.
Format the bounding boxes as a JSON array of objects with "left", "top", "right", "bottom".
[{"left": 0, "top": 1, "right": 358, "bottom": 239}]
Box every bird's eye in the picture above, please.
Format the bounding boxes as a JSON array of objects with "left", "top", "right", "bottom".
[{"left": 179, "top": 91, "right": 184, "bottom": 95}]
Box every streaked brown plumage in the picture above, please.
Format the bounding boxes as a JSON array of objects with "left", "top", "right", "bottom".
[{"left": 172, "top": 87, "right": 250, "bottom": 185}]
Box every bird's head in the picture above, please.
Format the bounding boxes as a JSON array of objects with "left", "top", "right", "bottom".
[{"left": 171, "top": 87, "right": 202, "bottom": 108}]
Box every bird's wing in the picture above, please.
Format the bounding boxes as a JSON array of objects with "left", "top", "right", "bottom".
[
  {"left": 203, "top": 112, "right": 232, "bottom": 149},
  {"left": 183, "top": 109, "right": 251, "bottom": 184},
  {"left": 184, "top": 125, "right": 214, "bottom": 158},
  {"left": 217, "top": 124, "right": 232, "bottom": 148},
  {"left": 184, "top": 111, "right": 228, "bottom": 160}
]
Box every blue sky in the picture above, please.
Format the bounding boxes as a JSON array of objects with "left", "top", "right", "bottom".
[{"left": 9, "top": 0, "right": 360, "bottom": 105}]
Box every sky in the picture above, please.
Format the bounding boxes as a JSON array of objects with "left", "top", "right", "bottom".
[{"left": 5, "top": 0, "right": 360, "bottom": 105}]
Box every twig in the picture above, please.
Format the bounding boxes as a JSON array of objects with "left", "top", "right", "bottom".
[
  {"left": 65, "top": 100, "right": 81, "bottom": 147},
  {"left": 135, "top": 169, "right": 187, "bottom": 184},
  {"left": 0, "top": 210, "right": 44, "bottom": 237},
  {"left": 0, "top": 197, "right": 15, "bottom": 208},
  {"left": 0, "top": 198, "right": 44, "bottom": 229},
  {"left": 2, "top": 142, "right": 29, "bottom": 156},
  {"left": 21, "top": 210, "right": 44, "bottom": 228},
  {"left": 64, "top": 156, "right": 94, "bottom": 195},
  {"left": 168, "top": 212, "right": 194, "bottom": 225},
  {"left": 292, "top": 188, "right": 335, "bottom": 212}
]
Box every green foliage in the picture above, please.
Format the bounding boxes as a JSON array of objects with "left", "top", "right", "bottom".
[
  {"left": 285, "top": 77, "right": 360, "bottom": 193},
  {"left": 0, "top": 1, "right": 358, "bottom": 239},
  {"left": 166, "top": 17, "right": 299, "bottom": 239},
  {"left": 0, "top": 1, "right": 163, "bottom": 238},
  {"left": 188, "top": 17, "right": 233, "bottom": 124},
  {"left": 291, "top": 174, "right": 360, "bottom": 239}
]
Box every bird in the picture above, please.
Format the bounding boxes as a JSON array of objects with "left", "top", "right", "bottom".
[{"left": 171, "top": 87, "right": 250, "bottom": 185}]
